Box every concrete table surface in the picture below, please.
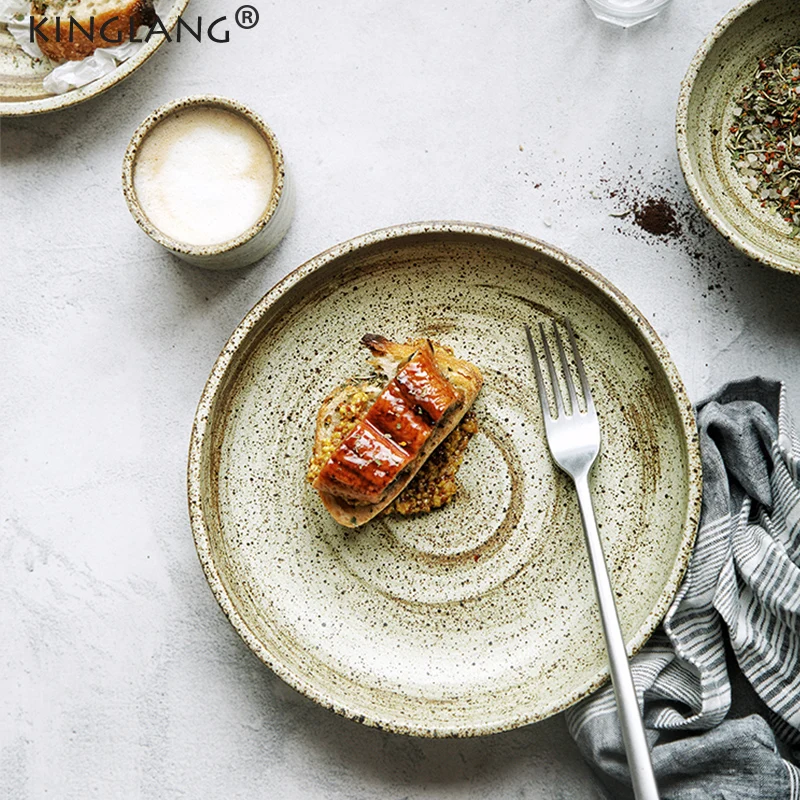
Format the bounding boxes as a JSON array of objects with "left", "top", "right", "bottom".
[{"left": 2, "top": 1, "right": 798, "bottom": 797}]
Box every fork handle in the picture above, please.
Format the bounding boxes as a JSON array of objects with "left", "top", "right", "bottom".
[{"left": 574, "top": 474, "right": 660, "bottom": 800}]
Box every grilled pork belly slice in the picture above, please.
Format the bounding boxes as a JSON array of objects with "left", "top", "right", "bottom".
[
  {"left": 308, "top": 335, "right": 483, "bottom": 528},
  {"left": 313, "top": 343, "right": 459, "bottom": 505}
]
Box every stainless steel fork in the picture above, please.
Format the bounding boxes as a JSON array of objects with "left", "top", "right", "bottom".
[{"left": 525, "top": 319, "right": 659, "bottom": 800}]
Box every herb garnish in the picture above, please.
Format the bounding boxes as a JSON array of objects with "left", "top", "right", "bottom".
[{"left": 728, "top": 45, "right": 800, "bottom": 237}]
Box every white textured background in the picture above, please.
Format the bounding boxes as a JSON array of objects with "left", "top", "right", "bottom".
[{"left": 2, "top": 1, "right": 798, "bottom": 798}]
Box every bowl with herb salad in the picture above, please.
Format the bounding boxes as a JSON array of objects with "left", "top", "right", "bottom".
[{"left": 677, "top": 0, "right": 800, "bottom": 275}]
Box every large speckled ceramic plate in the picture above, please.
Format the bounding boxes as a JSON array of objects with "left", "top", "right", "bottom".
[
  {"left": 188, "top": 222, "right": 701, "bottom": 737},
  {"left": 677, "top": 0, "right": 800, "bottom": 274},
  {"left": 0, "top": 0, "right": 189, "bottom": 116}
]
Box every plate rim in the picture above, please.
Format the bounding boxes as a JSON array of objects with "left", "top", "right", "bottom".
[
  {"left": 187, "top": 221, "right": 702, "bottom": 737},
  {"left": 0, "top": 0, "right": 190, "bottom": 117}
]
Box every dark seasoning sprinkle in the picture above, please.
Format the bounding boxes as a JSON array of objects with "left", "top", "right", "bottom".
[
  {"left": 633, "top": 198, "right": 681, "bottom": 238},
  {"left": 594, "top": 166, "right": 733, "bottom": 302},
  {"left": 514, "top": 144, "right": 738, "bottom": 303}
]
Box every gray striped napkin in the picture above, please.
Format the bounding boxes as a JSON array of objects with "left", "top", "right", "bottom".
[{"left": 566, "top": 378, "right": 800, "bottom": 800}]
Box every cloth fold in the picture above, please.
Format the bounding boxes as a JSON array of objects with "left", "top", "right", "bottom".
[{"left": 566, "top": 378, "right": 800, "bottom": 800}]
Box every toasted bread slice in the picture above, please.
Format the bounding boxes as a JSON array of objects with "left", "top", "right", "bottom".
[
  {"left": 309, "top": 336, "right": 483, "bottom": 528},
  {"left": 31, "top": 0, "right": 156, "bottom": 61}
]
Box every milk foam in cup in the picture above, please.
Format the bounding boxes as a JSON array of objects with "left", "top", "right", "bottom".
[
  {"left": 123, "top": 96, "right": 293, "bottom": 270},
  {"left": 134, "top": 108, "right": 275, "bottom": 247}
]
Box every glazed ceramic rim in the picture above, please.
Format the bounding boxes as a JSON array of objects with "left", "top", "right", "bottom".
[
  {"left": 187, "top": 221, "right": 702, "bottom": 737},
  {"left": 676, "top": 0, "right": 800, "bottom": 275},
  {"left": 121, "top": 94, "right": 287, "bottom": 258},
  {"left": 0, "top": 0, "right": 190, "bottom": 117}
]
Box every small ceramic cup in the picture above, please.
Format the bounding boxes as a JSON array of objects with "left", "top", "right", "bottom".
[{"left": 122, "top": 95, "right": 294, "bottom": 270}]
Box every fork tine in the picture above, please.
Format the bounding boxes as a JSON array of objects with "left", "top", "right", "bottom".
[
  {"left": 524, "top": 325, "right": 552, "bottom": 422},
  {"left": 565, "top": 318, "right": 595, "bottom": 413},
  {"left": 538, "top": 323, "right": 565, "bottom": 418},
  {"left": 552, "top": 321, "right": 578, "bottom": 416}
]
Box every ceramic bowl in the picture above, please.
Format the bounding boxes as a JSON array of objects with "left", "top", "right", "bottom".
[
  {"left": 677, "top": 0, "right": 800, "bottom": 274},
  {"left": 187, "top": 222, "right": 702, "bottom": 737},
  {"left": 122, "top": 95, "right": 293, "bottom": 270}
]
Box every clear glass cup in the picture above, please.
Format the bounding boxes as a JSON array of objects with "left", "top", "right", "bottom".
[{"left": 584, "top": 0, "right": 673, "bottom": 27}]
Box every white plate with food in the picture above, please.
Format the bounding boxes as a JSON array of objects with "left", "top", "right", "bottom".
[
  {"left": 188, "top": 222, "right": 702, "bottom": 737},
  {"left": 0, "top": 0, "right": 188, "bottom": 115}
]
